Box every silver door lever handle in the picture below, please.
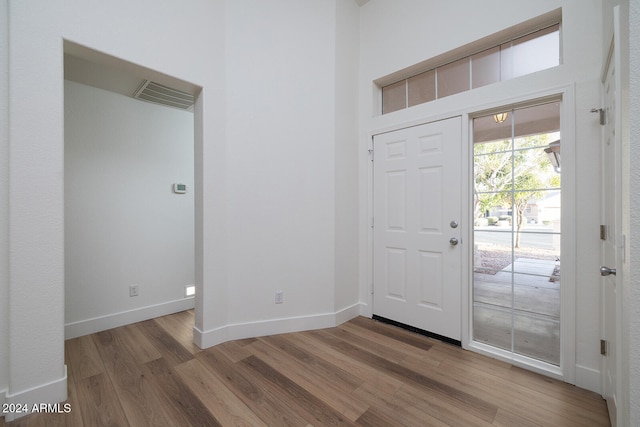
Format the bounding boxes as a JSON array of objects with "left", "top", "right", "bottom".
[{"left": 600, "top": 266, "right": 616, "bottom": 276}]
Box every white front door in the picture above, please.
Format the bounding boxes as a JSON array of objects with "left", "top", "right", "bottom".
[
  {"left": 601, "top": 6, "right": 622, "bottom": 426},
  {"left": 373, "top": 117, "right": 462, "bottom": 341}
]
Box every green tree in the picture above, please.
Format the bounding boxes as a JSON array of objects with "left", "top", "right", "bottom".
[{"left": 474, "top": 134, "right": 560, "bottom": 248}]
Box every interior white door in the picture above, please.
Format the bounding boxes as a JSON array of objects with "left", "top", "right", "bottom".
[
  {"left": 373, "top": 117, "right": 462, "bottom": 341},
  {"left": 601, "top": 7, "right": 622, "bottom": 426}
]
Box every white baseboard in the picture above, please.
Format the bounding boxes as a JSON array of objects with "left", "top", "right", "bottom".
[
  {"left": 335, "top": 302, "right": 362, "bottom": 324},
  {"left": 65, "top": 297, "right": 195, "bottom": 339},
  {"left": 194, "top": 302, "right": 364, "bottom": 349},
  {"left": 358, "top": 301, "right": 371, "bottom": 317},
  {"left": 576, "top": 364, "right": 601, "bottom": 394},
  {"left": 4, "top": 366, "right": 67, "bottom": 422}
]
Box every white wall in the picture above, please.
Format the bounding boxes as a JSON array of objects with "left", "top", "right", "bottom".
[
  {"left": 219, "top": 0, "right": 340, "bottom": 334},
  {"left": 334, "top": 0, "right": 361, "bottom": 316},
  {"left": 196, "top": 0, "right": 361, "bottom": 346},
  {"left": 64, "top": 80, "right": 194, "bottom": 338},
  {"left": 7, "top": 0, "right": 68, "bottom": 410},
  {"left": 0, "top": 0, "right": 9, "bottom": 404},
  {"left": 358, "top": 0, "right": 603, "bottom": 392}
]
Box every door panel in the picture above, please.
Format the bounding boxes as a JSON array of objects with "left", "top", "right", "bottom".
[
  {"left": 601, "top": 10, "right": 622, "bottom": 425},
  {"left": 373, "top": 117, "right": 462, "bottom": 341}
]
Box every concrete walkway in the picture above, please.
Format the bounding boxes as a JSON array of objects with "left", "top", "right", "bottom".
[{"left": 473, "top": 258, "right": 560, "bottom": 365}]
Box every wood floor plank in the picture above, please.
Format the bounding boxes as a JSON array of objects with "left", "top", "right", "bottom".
[
  {"left": 240, "top": 355, "right": 356, "bottom": 426},
  {"left": 507, "top": 365, "right": 610, "bottom": 413},
  {"left": 234, "top": 337, "right": 258, "bottom": 346},
  {"left": 117, "top": 323, "right": 162, "bottom": 364},
  {"left": 348, "top": 316, "right": 435, "bottom": 351},
  {"left": 327, "top": 325, "right": 410, "bottom": 362},
  {"left": 143, "top": 358, "right": 222, "bottom": 427},
  {"left": 316, "top": 326, "right": 510, "bottom": 425},
  {"left": 339, "top": 321, "right": 442, "bottom": 368},
  {"left": 317, "top": 331, "right": 496, "bottom": 420},
  {"left": 408, "top": 341, "right": 601, "bottom": 426},
  {"left": 135, "top": 319, "right": 193, "bottom": 367},
  {"left": 325, "top": 332, "right": 499, "bottom": 423},
  {"left": 395, "top": 383, "right": 494, "bottom": 427},
  {"left": 353, "top": 382, "right": 449, "bottom": 427},
  {"left": 340, "top": 319, "right": 433, "bottom": 354},
  {"left": 436, "top": 357, "right": 610, "bottom": 426},
  {"left": 356, "top": 407, "right": 412, "bottom": 427},
  {"left": 432, "top": 341, "right": 604, "bottom": 413},
  {"left": 76, "top": 373, "right": 130, "bottom": 427},
  {"left": 425, "top": 344, "right": 609, "bottom": 426},
  {"left": 196, "top": 347, "right": 310, "bottom": 427},
  {"left": 247, "top": 338, "right": 368, "bottom": 421},
  {"left": 152, "top": 310, "right": 201, "bottom": 355},
  {"left": 56, "top": 372, "right": 87, "bottom": 427},
  {"left": 214, "top": 340, "right": 253, "bottom": 363},
  {"left": 293, "top": 331, "right": 405, "bottom": 395},
  {"left": 260, "top": 334, "right": 363, "bottom": 390},
  {"left": 427, "top": 341, "right": 514, "bottom": 378},
  {"left": 174, "top": 359, "right": 269, "bottom": 427},
  {"left": 65, "top": 334, "right": 105, "bottom": 382},
  {"left": 492, "top": 408, "right": 544, "bottom": 427},
  {"left": 92, "top": 328, "right": 177, "bottom": 427},
  {"left": 401, "top": 355, "right": 556, "bottom": 425}
]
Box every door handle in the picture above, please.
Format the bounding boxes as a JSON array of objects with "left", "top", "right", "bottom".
[
  {"left": 600, "top": 266, "right": 616, "bottom": 276},
  {"left": 449, "top": 237, "right": 459, "bottom": 246}
]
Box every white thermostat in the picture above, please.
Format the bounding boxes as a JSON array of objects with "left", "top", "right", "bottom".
[{"left": 173, "top": 183, "right": 187, "bottom": 194}]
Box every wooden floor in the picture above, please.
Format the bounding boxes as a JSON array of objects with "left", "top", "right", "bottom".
[{"left": 3, "top": 310, "right": 610, "bottom": 426}]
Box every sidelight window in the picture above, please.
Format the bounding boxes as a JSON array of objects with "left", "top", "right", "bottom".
[{"left": 472, "top": 101, "right": 562, "bottom": 365}]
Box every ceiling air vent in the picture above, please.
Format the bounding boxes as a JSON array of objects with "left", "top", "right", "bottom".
[{"left": 133, "top": 80, "right": 194, "bottom": 111}]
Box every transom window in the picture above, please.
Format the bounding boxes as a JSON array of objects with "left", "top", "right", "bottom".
[{"left": 381, "top": 23, "right": 561, "bottom": 115}]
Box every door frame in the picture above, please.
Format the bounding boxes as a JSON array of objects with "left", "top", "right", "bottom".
[
  {"left": 600, "top": 6, "right": 624, "bottom": 425},
  {"left": 364, "top": 84, "right": 576, "bottom": 383}
]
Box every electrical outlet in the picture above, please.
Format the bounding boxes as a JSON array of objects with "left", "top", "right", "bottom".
[
  {"left": 275, "top": 290, "right": 284, "bottom": 304},
  {"left": 185, "top": 284, "right": 195, "bottom": 297},
  {"left": 129, "top": 284, "right": 139, "bottom": 297}
]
